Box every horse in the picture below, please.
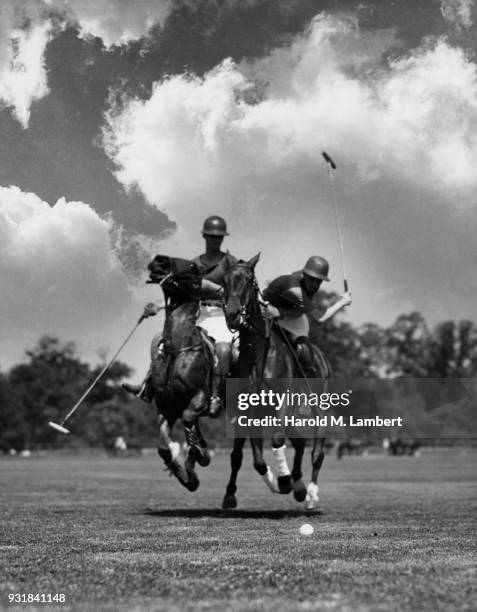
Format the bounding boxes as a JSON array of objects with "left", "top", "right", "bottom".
[
  {"left": 221, "top": 254, "right": 332, "bottom": 510},
  {"left": 146, "top": 254, "right": 216, "bottom": 492}
]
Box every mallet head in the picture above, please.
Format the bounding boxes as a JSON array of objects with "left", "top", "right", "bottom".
[
  {"left": 322, "top": 151, "right": 337, "bottom": 169},
  {"left": 48, "top": 421, "right": 70, "bottom": 435}
]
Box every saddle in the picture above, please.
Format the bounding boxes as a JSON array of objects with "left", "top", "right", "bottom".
[
  {"left": 151, "top": 329, "right": 218, "bottom": 369},
  {"left": 275, "top": 326, "right": 324, "bottom": 378},
  {"left": 198, "top": 328, "right": 219, "bottom": 369}
]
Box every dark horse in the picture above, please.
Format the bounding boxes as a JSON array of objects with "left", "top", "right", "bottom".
[
  {"left": 147, "top": 255, "right": 215, "bottom": 492},
  {"left": 221, "top": 255, "right": 332, "bottom": 510}
]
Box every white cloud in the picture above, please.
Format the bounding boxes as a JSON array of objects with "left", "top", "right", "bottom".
[
  {"left": 50, "top": 0, "right": 172, "bottom": 47},
  {"left": 441, "top": 0, "right": 474, "bottom": 29},
  {"left": 0, "top": 2, "right": 52, "bottom": 128},
  {"left": 0, "top": 0, "right": 173, "bottom": 127},
  {"left": 104, "top": 14, "right": 477, "bottom": 224},
  {"left": 0, "top": 185, "right": 137, "bottom": 365},
  {"left": 103, "top": 14, "right": 477, "bottom": 326}
]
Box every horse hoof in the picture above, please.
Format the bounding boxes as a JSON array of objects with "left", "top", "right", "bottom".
[
  {"left": 189, "top": 445, "right": 211, "bottom": 467},
  {"left": 277, "top": 475, "right": 292, "bottom": 494},
  {"left": 222, "top": 493, "right": 237, "bottom": 509},
  {"left": 185, "top": 474, "right": 200, "bottom": 492},
  {"left": 165, "top": 459, "right": 199, "bottom": 492},
  {"left": 305, "top": 499, "right": 319, "bottom": 511},
  {"left": 292, "top": 480, "right": 307, "bottom": 502},
  {"left": 197, "top": 451, "right": 211, "bottom": 467}
]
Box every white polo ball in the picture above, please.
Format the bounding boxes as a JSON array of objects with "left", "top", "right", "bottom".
[{"left": 299, "top": 523, "right": 314, "bottom": 536}]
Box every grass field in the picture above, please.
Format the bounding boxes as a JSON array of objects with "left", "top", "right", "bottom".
[{"left": 1, "top": 447, "right": 476, "bottom": 612}]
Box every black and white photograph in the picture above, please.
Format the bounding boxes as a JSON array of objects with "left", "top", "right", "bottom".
[{"left": 1, "top": 1, "right": 476, "bottom": 611}]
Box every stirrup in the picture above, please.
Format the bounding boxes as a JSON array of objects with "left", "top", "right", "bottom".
[{"left": 121, "top": 382, "right": 153, "bottom": 403}]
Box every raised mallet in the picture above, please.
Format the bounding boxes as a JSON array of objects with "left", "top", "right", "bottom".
[{"left": 322, "top": 151, "right": 349, "bottom": 292}]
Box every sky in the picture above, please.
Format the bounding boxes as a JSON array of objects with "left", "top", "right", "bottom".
[{"left": 1, "top": 0, "right": 476, "bottom": 378}]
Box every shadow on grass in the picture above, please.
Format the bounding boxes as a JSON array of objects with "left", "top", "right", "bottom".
[{"left": 142, "top": 508, "right": 323, "bottom": 519}]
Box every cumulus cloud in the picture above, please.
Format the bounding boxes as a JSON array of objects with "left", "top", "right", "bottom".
[
  {"left": 0, "top": 0, "right": 173, "bottom": 127},
  {"left": 0, "top": 2, "right": 52, "bottom": 127},
  {"left": 104, "top": 15, "right": 477, "bottom": 227},
  {"left": 103, "top": 13, "right": 477, "bottom": 325},
  {"left": 106, "top": 15, "right": 477, "bottom": 207},
  {"left": 441, "top": 0, "right": 474, "bottom": 30},
  {"left": 50, "top": 0, "right": 172, "bottom": 47},
  {"left": 0, "top": 185, "right": 140, "bottom": 366}
]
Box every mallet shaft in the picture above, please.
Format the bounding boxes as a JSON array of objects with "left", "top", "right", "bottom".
[{"left": 322, "top": 151, "right": 348, "bottom": 292}]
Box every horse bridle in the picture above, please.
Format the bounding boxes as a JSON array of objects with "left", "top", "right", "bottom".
[
  {"left": 223, "top": 266, "right": 272, "bottom": 379},
  {"left": 223, "top": 266, "right": 265, "bottom": 336}
]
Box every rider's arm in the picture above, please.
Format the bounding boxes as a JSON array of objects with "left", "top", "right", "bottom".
[
  {"left": 200, "top": 278, "right": 223, "bottom": 297},
  {"left": 314, "top": 292, "right": 352, "bottom": 323}
]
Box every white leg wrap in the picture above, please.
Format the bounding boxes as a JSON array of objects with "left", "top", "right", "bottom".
[
  {"left": 272, "top": 444, "right": 291, "bottom": 477},
  {"left": 169, "top": 441, "right": 181, "bottom": 460},
  {"left": 305, "top": 482, "right": 319, "bottom": 509},
  {"left": 261, "top": 466, "right": 279, "bottom": 493},
  {"left": 306, "top": 482, "right": 319, "bottom": 500}
]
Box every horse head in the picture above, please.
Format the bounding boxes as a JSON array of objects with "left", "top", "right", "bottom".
[
  {"left": 148, "top": 254, "right": 200, "bottom": 303},
  {"left": 223, "top": 253, "right": 260, "bottom": 330}
]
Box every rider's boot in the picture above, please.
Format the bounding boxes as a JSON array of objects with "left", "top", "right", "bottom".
[
  {"left": 122, "top": 375, "right": 154, "bottom": 403},
  {"left": 295, "top": 338, "right": 318, "bottom": 378}
]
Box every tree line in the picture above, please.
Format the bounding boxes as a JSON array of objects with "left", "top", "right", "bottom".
[{"left": 1, "top": 293, "right": 476, "bottom": 451}]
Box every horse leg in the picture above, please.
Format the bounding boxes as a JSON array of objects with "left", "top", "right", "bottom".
[
  {"left": 222, "top": 437, "right": 246, "bottom": 509},
  {"left": 251, "top": 437, "right": 279, "bottom": 494},
  {"left": 271, "top": 432, "right": 292, "bottom": 494},
  {"left": 182, "top": 391, "right": 211, "bottom": 468},
  {"left": 305, "top": 437, "right": 326, "bottom": 510},
  {"left": 289, "top": 437, "right": 307, "bottom": 502},
  {"left": 157, "top": 414, "right": 198, "bottom": 492}
]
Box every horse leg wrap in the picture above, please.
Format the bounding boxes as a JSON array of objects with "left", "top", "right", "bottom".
[
  {"left": 261, "top": 466, "right": 279, "bottom": 493},
  {"left": 305, "top": 482, "right": 319, "bottom": 510},
  {"left": 306, "top": 482, "right": 319, "bottom": 501},
  {"left": 169, "top": 441, "right": 181, "bottom": 461},
  {"left": 272, "top": 444, "right": 291, "bottom": 477}
]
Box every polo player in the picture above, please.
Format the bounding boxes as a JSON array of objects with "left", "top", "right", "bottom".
[
  {"left": 123, "top": 215, "right": 237, "bottom": 416},
  {"left": 263, "top": 256, "right": 352, "bottom": 376},
  {"left": 263, "top": 256, "right": 352, "bottom": 506}
]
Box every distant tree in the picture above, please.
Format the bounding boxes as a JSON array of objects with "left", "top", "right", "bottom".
[
  {"left": 7, "top": 337, "right": 89, "bottom": 448},
  {"left": 0, "top": 372, "right": 29, "bottom": 452},
  {"left": 430, "top": 320, "right": 477, "bottom": 378},
  {"left": 385, "top": 312, "right": 434, "bottom": 377},
  {"left": 5, "top": 335, "right": 135, "bottom": 449}
]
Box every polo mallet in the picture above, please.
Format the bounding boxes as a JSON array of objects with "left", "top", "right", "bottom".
[
  {"left": 322, "top": 151, "right": 349, "bottom": 292},
  {"left": 47, "top": 312, "right": 147, "bottom": 435}
]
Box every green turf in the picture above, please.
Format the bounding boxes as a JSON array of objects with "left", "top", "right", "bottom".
[{"left": 1, "top": 448, "right": 476, "bottom": 611}]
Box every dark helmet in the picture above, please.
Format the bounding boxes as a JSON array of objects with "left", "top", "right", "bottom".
[
  {"left": 202, "top": 215, "right": 229, "bottom": 236},
  {"left": 303, "top": 256, "right": 329, "bottom": 281}
]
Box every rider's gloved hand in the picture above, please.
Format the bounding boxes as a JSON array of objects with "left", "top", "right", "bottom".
[
  {"left": 340, "top": 291, "right": 352, "bottom": 306},
  {"left": 264, "top": 303, "right": 281, "bottom": 320},
  {"left": 143, "top": 302, "right": 161, "bottom": 318}
]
